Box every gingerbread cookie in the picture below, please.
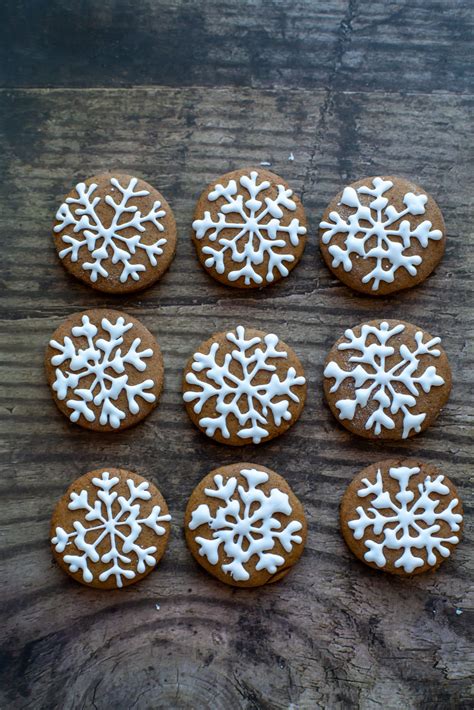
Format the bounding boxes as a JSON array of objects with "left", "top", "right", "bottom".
[
  {"left": 51, "top": 468, "right": 171, "bottom": 589},
  {"left": 319, "top": 176, "right": 445, "bottom": 295},
  {"left": 183, "top": 326, "right": 306, "bottom": 445},
  {"left": 323, "top": 320, "right": 451, "bottom": 440},
  {"left": 192, "top": 167, "right": 307, "bottom": 288},
  {"left": 340, "top": 460, "right": 463, "bottom": 575},
  {"left": 185, "top": 463, "right": 307, "bottom": 587},
  {"left": 54, "top": 173, "right": 176, "bottom": 293},
  {"left": 45, "top": 309, "right": 163, "bottom": 431}
]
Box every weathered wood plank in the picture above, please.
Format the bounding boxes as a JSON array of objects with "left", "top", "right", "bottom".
[
  {"left": 1, "top": 0, "right": 473, "bottom": 93},
  {"left": 0, "top": 86, "right": 473, "bottom": 709}
]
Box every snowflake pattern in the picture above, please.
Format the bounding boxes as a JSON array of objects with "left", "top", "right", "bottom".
[
  {"left": 52, "top": 471, "right": 171, "bottom": 587},
  {"left": 188, "top": 468, "right": 303, "bottom": 581},
  {"left": 192, "top": 170, "right": 306, "bottom": 285},
  {"left": 324, "top": 322, "right": 446, "bottom": 438},
  {"left": 183, "top": 326, "right": 306, "bottom": 443},
  {"left": 54, "top": 176, "right": 168, "bottom": 284},
  {"left": 348, "top": 465, "right": 462, "bottom": 573},
  {"left": 49, "top": 314, "right": 156, "bottom": 429},
  {"left": 320, "top": 177, "right": 443, "bottom": 290}
]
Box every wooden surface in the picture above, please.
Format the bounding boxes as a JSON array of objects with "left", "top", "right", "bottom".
[{"left": 1, "top": 2, "right": 473, "bottom": 709}]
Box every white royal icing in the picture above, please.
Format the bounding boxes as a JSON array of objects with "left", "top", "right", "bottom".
[
  {"left": 189, "top": 468, "right": 303, "bottom": 581},
  {"left": 192, "top": 170, "right": 306, "bottom": 285},
  {"left": 55, "top": 176, "right": 168, "bottom": 283},
  {"left": 324, "top": 321, "right": 445, "bottom": 438},
  {"left": 183, "top": 326, "right": 306, "bottom": 443},
  {"left": 320, "top": 177, "right": 442, "bottom": 290},
  {"left": 50, "top": 314, "right": 156, "bottom": 429},
  {"left": 348, "top": 465, "right": 462, "bottom": 573},
  {"left": 52, "top": 471, "right": 171, "bottom": 587}
]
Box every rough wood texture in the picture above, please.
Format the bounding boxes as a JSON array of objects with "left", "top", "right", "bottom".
[
  {"left": 1, "top": 0, "right": 473, "bottom": 92},
  {"left": 1, "top": 2, "right": 473, "bottom": 709}
]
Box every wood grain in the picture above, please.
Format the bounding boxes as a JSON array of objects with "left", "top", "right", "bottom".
[
  {"left": 1, "top": 1, "right": 473, "bottom": 92},
  {"left": 0, "top": 1, "right": 473, "bottom": 707},
  {"left": 0, "top": 85, "right": 472, "bottom": 710}
]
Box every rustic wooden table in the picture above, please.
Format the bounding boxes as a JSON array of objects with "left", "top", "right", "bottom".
[{"left": 1, "top": 1, "right": 473, "bottom": 708}]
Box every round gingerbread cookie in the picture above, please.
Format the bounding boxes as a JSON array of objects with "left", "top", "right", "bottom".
[
  {"left": 45, "top": 309, "right": 164, "bottom": 432},
  {"left": 51, "top": 468, "right": 171, "bottom": 589},
  {"left": 192, "top": 167, "right": 307, "bottom": 288},
  {"left": 323, "top": 320, "right": 451, "bottom": 440},
  {"left": 185, "top": 463, "right": 307, "bottom": 587},
  {"left": 340, "top": 459, "right": 463, "bottom": 575},
  {"left": 183, "top": 326, "right": 306, "bottom": 445},
  {"left": 53, "top": 173, "right": 177, "bottom": 293},
  {"left": 319, "top": 176, "right": 445, "bottom": 295}
]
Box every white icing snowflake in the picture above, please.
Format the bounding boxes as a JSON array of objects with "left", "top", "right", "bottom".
[
  {"left": 324, "top": 321, "right": 445, "bottom": 438},
  {"left": 52, "top": 471, "right": 171, "bottom": 587},
  {"left": 192, "top": 170, "right": 306, "bottom": 285},
  {"left": 189, "top": 468, "right": 303, "bottom": 581},
  {"left": 320, "top": 177, "right": 442, "bottom": 290},
  {"left": 50, "top": 314, "right": 156, "bottom": 429},
  {"left": 55, "top": 177, "right": 167, "bottom": 283},
  {"left": 183, "top": 326, "right": 306, "bottom": 443},
  {"left": 349, "top": 465, "right": 462, "bottom": 573}
]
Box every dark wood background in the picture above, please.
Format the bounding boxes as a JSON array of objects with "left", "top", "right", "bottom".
[{"left": 0, "top": 1, "right": 473, "bottom": 708}]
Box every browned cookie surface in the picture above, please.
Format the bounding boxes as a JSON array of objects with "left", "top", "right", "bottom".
[
  {"left": 319, "top": 176, "right": 445, "bottom": 295},
  {"left": 45, "top": 309, "right": 164, "bottom": 432},
  {"left": 192, "top": 167, "right": 307, "bottom": 288},
  {"left": 51, "top": 468, "right": 171, "bottom": 589},
  {"left": 185, "top": 463, "right": 307, "bottom": 587},
  {"left": 340, "top": 459, "right": 463, "bottom": 576},
  {"left": 182, "top": 326, "right": 306, "bottom": 445},
  {"left": 54, "top": 172, "right": 176, "bottom": 293},
  {"left": 323, "top": 319, "right": 451, "bottom": 440}
]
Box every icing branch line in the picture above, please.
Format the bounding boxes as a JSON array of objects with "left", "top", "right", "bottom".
[
  {"left": 349, "top": 466, "right": 462, "bottom": 573},
  {"left": 320, "top": 177, "right": 442, "bottom": 290},
  {"left": 50, "top": 315, "right": 156, "bottom": 428},
  {"left": 55, "top": 177, "right": 168, "bottom": 283},
  {"left": 193, "top": 171, "right": 306, "bottom": 285},
  {"left": 52, "top": 472, "right": 171, "bottom": 587},
  {"left": 189, "top": 469, "right": 303, "bottom": 581},
  {"left": 324, "top": 322, "right": 445, "bottom": 438},
  {"left": 184, "top": 326, "right": 305, "bottom": 443}
]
